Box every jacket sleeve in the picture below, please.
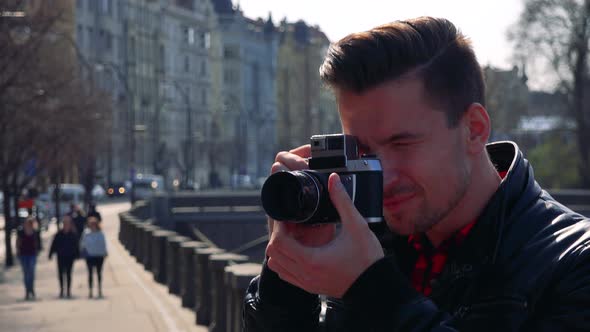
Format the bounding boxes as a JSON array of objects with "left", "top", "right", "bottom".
[
  {"left": 36, "top": 230, "right": 42, "bottom": 253},
  {"left": 243, "top": 258, "right": 321, "bottom": 332},
  {"left": 523, "top": 244, "right": 590, "bottom": 331},
  {"left": 341, "top": 255, "right": 461, "bottom": 332},
  {"left": 48, "top": 234, "right": 57, "bottom": 259}
]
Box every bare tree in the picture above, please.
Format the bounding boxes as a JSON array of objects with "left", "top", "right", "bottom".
[
  {"left": 0, "top": 0, "right": 110, "bottom": 267},
  {"left": 509, "top": 0, "right": 590, "bottom": 187}
]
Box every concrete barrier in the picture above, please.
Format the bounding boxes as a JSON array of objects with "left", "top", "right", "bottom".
[
  {"left": 208, "top": 253, "right": 248, "bottom": 332},
  {"left": 226, "top": 263, "right": 262, "bottom": 332},
  {"left": 166, "top": 235, "right": 191, "bottom": 295},
  {"left": 179, "top": 241, "right": 207, "bottom": 308},
  {"left": 134, "top": 222, "right": 153, "bottom": 263},
  {"left": 151, "top": 230, "right": 177, "bottom": 283},
  {"left": 141, "top": 224, "right": 161, "bottom": 271},
  {"left": 194, "top": 247, "right": 225, "bottom": 326}
]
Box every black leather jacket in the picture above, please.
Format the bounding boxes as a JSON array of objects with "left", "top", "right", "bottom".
[{"left": 243, "top": 141, "right": 590, "bottom": 331}]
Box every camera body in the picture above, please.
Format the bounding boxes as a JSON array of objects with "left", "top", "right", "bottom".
[{"left": 261, "top": 134, "right": 383, "bottom": 224}]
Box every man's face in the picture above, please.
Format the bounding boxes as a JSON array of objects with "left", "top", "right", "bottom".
[{"left": 338, "top": 77, "right": 471, "bottom": 235}]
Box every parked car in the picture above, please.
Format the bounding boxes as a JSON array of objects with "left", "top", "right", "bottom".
[
  {"left": 91, "top": 184, "right": 106, "bottom": 201},
  {"left": 106, "top": 182, "right": 128, "bottom": 197},
  {"left": 46, "top": 184, "right": 85, "bottom": 219}
]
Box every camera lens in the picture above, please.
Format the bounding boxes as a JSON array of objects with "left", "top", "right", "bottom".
[{"left": 261, "top": 171, "right": 320, "bottom": 222}]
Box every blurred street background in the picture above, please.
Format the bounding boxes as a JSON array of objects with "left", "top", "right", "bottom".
[{"left": 1, "top": 0, "right": 589, "bottom": 330}]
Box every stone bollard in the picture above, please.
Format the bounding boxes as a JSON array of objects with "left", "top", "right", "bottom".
[
  {"left": 166, "top": 235, "right": 191, "bottom": 295},
  {"left": 179, "top": 241, "right": 207, "bottom": 308},
  {"left": 118, "top": 213, "right": 128, "bottom": 247},
  {"left": 151, "top": 230, "right": 177, "bottom": 284},
  {"left": 128, "top": 218, "right": 140, "bottom": 257},
  {"left": 134, "top": 222, "right": 151, "bottom": 264},
  {"left": 227, "top": 263, "right": 262, "bottom": 332},
  {"left": 208, "top": 253, "right": 249, "bottom": 332},
  {"left": 141, "top": 224, "right": 160, "bottom": 271},
  {"left": 194, "top": 247, "right": 225, "bottom": 326}
]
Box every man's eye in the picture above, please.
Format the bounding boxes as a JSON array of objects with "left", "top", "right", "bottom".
[{"left": 358, "top": 145, "right": 371, "bottom": 155}]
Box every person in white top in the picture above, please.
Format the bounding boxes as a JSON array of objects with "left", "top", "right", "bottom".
[{"left": 80, "top": 216, "right": 107, "bottom": 298}]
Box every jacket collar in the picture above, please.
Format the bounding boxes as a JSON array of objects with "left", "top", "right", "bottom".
[{"left": 458, "top": 141, "right": 542, "bottom": 265}]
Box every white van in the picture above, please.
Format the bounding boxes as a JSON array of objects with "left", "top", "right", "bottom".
[{"left": 47, "top": 183, "right": 85, "bottom": 219}]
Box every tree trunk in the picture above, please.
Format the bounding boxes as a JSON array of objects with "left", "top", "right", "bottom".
[
  {"left": 3, "top": 188, "right": 14, "bottom": 267},
  {"left": 53, "top": 182, "right": 61, "bottom": 228},
  {"left": 572, "top": 3, "right": 590, "bottom": 188}
]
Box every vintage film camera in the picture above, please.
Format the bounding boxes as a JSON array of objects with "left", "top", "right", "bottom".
[{"left": 260, "top": 134, "right": 383, "bottom": 224}]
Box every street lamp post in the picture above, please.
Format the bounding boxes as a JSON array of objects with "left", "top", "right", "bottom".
[
  {"left": 168, "top": 82, "right": 194, "bottom": 189},
  {"left": 94, "top": 62, "right": 136, "bottom": 202}
]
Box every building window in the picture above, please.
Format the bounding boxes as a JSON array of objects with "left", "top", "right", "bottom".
[
  {"left": 199, "top": 32, "right": 207, "bottom": 49},
  {"left": 105, "top": 32, "right": 113, "bottom": 51},
  {"left": 87, "top": 27, "right": 93, "bottom": 49},
  {"left": 77, "top": 0, "right": 84, "bottom": 9},
  {"left": 118, "top": 36, "right": 125, "bottom": 60},
  {"left": 118, "top": 1, "right": 126, "bottom": 19},
  {"left": 184, "top": 55, "right": 190, "bottom": 72},
  {"left": 87, "top": 0, "right": 96, "bottom": 12},
  {"left": 182, "top": 25, "right": 194, "bottom": 45},
  {"left": 129, "top": 37, "right": 136, "bottom": 59},
  {"left": 77, "top": 25, "right": 84, "bottom": 48},
  {"left": 200, "top": 61, "right": 206, "bottom": 76},
  {"left": 159, "top": 45, "right": 166, "bottom": 73},
  {"left": 97, "top": 0, "right": 112, "bottom": 15},
  {"left": 223, "top": 45, "right": 238, "bottom": 59}
]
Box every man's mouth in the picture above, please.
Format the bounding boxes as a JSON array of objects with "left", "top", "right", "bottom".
[{"left": 383, "top": 192, "right": 416, "bottom": 210}]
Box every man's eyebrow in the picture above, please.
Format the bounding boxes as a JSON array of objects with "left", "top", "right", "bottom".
[{"left": 376, "top": 132, "right": 423, "bottom": 145}]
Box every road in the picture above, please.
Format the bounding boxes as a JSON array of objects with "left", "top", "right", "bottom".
[{"left": 0, "top": 201, "right": 207, "bottom": 332}]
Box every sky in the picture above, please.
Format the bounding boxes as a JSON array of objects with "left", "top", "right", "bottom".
[{"left": 238, "top": 0, "right": 524, "bottom": 71}]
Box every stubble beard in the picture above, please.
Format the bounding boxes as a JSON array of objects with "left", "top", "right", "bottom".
[{"left": 384, "top": 165, "right": 471, "bottom": 236}]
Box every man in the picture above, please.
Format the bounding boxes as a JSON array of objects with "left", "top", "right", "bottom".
[
  {"left": 243, "top": 17, "right": 590, "bottom": 331},
  {"left": 67, "top": 204, "right": 86, "bottom": 241}
]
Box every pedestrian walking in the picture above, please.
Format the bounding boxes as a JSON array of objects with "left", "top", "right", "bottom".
[
  {"left": 68, "top": 203, "right": 87, "bottom": 240},
  {"left": 87, "top": 202, "right": 102, "bottom": 222},
  {"left": 80, "top": 216, "right": 107, "bottom": 298},
  {"left": 16, "top": 217, "right": 42, "bottom": 300},
  {"left": 48, "top": 216, "right": 79, "bottom": 298}
]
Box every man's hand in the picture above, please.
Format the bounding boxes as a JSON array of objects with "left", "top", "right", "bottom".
[
  {"left": 266, "top": 173, "right": 384, "bottom": 298},
  {"left": 266, "top": 145, "right": 335, "bottom": 247}
]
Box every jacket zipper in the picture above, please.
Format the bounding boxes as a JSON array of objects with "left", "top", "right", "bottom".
[{"left": 455, "top": 297, "right": 528, "bottom": 319}]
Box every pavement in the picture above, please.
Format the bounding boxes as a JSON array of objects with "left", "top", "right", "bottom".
[{"left": 0, "top": 201, "right": 207, "bottom": 332}]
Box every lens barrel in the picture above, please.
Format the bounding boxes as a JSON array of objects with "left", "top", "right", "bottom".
[{"left": 260, "top": 171, "right": 321, "bottom": 222}]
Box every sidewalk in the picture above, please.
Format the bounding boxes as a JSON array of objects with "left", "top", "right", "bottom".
[{"left": 0, "top": 202, "right": 207, "bottom": 332}]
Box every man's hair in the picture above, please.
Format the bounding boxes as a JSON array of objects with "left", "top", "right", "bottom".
[{"left": 319, "top": 17, "right": 485, "bottom": 127}]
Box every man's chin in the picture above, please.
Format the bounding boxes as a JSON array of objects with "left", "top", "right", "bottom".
[{"left": 383, "top": 212, "right": 415, "bottom": 236}]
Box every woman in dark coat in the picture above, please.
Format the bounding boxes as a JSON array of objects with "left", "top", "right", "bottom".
[
  {"left": 48, "top": 215, "right": 79, "bottom": 298},
  {"left": 16, "top": 217, "right": 42, "bottom": 300}
]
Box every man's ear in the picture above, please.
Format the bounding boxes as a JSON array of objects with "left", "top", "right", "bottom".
[{"left": 461, "top": 103, "right": 491, "bottom": 155}]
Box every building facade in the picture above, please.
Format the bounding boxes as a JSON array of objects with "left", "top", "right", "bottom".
[
  {"left": 74, "top": 0, "right": 214, "bottom": 189},
  {"left": 211, "top": 0, "right": 279, "bottom": 185},
  {"left": 276, "top": 20, "right": 339, "bottom": 151}
]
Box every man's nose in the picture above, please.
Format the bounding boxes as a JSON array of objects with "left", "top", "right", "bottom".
[{"left": 382, "top": 168, "right": 402, "bottom": 188}]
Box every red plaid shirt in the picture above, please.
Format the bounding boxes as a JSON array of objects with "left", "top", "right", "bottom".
[
  {"left": 408, "top": 221, "right": 475, "bottom": 296},
  {"left": 409, "top": 170, "right": 508, "bottom": 296}
]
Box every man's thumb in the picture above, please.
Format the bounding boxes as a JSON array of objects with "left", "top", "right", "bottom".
[{"left": 328, "top": 173, "right": 364, "bottom": 232}]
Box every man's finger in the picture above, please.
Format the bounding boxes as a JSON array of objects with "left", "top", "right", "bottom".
[
  {"left": 270, "top": 162, "right": 290, "bottom": 174},
  {"left": 328, "top": 173, "right": 366, "bottom": 233},
  {"left": 267, "top": 257, "right": 308, "bottom": 290},
  {"left": 272, "top": 223, "right": 313, "bottom": 262},
  {"left": 289, "top": 144, "right": 311, "bottom": 158},
  {"left": 275, "top": 151, "right": 309, "bottom": 171}
]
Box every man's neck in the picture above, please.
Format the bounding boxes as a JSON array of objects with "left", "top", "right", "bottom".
[{"left": 426, "top": 157, "right": 502, "bottom": 247}]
